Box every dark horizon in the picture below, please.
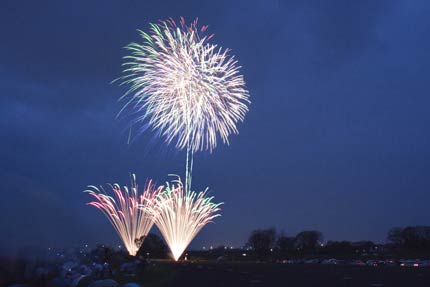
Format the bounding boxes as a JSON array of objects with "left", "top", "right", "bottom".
[{"left": 1, "top": 0, "right": 430, "bottom": 255}]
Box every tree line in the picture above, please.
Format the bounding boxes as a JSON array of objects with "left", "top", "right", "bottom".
[
  {"left": 246, "top": 226, "right": 430, "bottom": 259},
  {"left": 88, "top": 225, "right": 430, "bottom": 261}
]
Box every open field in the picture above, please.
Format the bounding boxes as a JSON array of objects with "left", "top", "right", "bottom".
[
  {"left": 156, "top": 262, "right": 430, "bottom": 287},
  {"left": 3, "top": 259, "right": 430, "bottom": 286}
]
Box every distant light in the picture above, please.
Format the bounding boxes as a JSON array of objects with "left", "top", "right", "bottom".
[
  {"left": 242, "top": 253, "right": 247, "bottom": 257},
  {"left": 230, "top": 246, "right": 233, "bottom": 249},
  {"left": 210, "top": 246, "right": 213, "bottom": 250},
  {"left": 224, "top": 246, "right": 228, "bottom": 250},
  {"left": 202, "top": 246, "right": 206, "bottom": 250},
  {"left": 270, "top": 248, "right": 273, "bottom": 252}
]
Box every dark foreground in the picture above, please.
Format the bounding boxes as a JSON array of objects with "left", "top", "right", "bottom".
[
  {"left": 160, "top": 262, "right": 430, "bottom": 287},
  {"left": 3, "top": 261, "right": 430, "bottom": 286}
]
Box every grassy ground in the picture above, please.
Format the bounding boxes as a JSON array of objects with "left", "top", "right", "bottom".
[
  {"left": 132, "top": 261, "right": 430, "bottom": 287},
  {"left": 3, "top": 259, "right": 430, "bottom": 286},
  {"left": 114, "top": 262, "right": 178, "bottom": 287}
]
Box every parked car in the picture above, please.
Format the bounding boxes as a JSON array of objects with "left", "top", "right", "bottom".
[
  {"left": 304, "top": 259, "right": 319, "bottom": 264},
  {"left": 366, "top": 260, "right": 385, "bottom": 267},
  {"left": 350, "top": 260, "right": 366, "bottom": 266},
  {"left": 419, "top": 260, "right": 430, "bottom": 267},
  {"left": 399, "top": 259, "right": 420, "bottom": 267},
  {"left": 321, "top": 258, "right": 337, "bottom": 265},
  {"left": 281, "top": 259, "right": 299, "bottom": 264},
  {"left": 400, "top": 260, "right": 430, "bottom": 268},
  {"left": 384, "top": 259, "right": 398, "bottom": 266}
]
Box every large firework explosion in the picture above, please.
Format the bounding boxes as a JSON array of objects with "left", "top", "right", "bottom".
[
  {"left": 147, "top": 176, "right": 222, "bottom": 261},
  {"left": 84, "top": 174, "right": 163, "bottom": 256},
  {"left": 119, "top": 17, "right": 250, "bottom": 192},
  {"left": 120, "top": 17, "right": 250, "bottom": 153}
]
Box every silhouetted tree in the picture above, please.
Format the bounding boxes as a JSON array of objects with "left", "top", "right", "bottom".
[
  {"left": 352, "top": 241, "right": 375, "bottom": 253},
  {"left": 136, "top": 233, "right": 167, "bottom": 258},
  {"left": 403, "top": 226, "right": 430, "bottom": 249},
  {"left": 295, "top": 230, "right": 323, "bottom": 251},
  {"left": 135, "top": 235, "right": 146, "bottom": 250},
  {"left": 387, "top": 226, "right": 430, "bottom": 249},
  {"left": 248, "top": 228, "right": 276, "bottom": 253},
  {"left": 277, "top": 236, "right": 296, "bottom": 251},
  {"left": 325, "top": 241, "right": 352, "bottom": 249},
  {"left": 387, "top": 227, "right": 403, "bottom": 246},
  {"left": 324, "top": 241, "right": 353, "bottom": 255}
]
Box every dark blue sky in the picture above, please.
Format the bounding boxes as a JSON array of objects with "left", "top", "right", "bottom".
[{"left": 1, "top": 0, "right": 430, "bottom": 254}]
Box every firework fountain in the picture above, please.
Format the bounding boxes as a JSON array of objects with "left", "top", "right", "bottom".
[
  {"left": 85, "top": 174, "right": 163, "bottom": 256},
  {"left": 148, "top": 176, "right": 222, "bottom": 261}
]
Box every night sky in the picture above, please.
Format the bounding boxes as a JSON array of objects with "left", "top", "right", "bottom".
[{"left": 1, "top": 0, "right": 430, "bottom": 255}]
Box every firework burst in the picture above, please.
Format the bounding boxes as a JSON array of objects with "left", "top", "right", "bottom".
[
  {"left": 147, "top": 176, "right": 222, "bottom": 261},
  {"left": 84, "top": 174, "right": 163, "bottom": 256},
  {"left": 120, "top": 17, "right": 250, "bottom": 153}
]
